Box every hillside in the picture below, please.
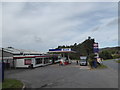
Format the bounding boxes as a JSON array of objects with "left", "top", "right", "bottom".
[
  {"left": 100, "top": 46, "right": 120, "bottom": 54},
  {"left": 55, "top": 37, "right": 95, "bottom": 59},
  {"left": 55, "top": 37, "right": 120, "bottom": 59}
]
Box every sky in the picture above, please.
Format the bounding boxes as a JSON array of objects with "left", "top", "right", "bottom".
[{"left": 1, "top": 2, "right": 118, "bottom": 53}]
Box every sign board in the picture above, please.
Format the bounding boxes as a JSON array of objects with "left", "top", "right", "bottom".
[
  {"left": 49, "top": 48, "right": 72, "bottom": 52},
  {"left": 24, "top": 59, "right": 31, "bottom": 65},
  {"left": 49, "top": 49, "right": 61, "bottom": 51},
  {"left": 93, "top": 48, "right": 99, "bottom": 53},
  {"left": 93, "top": 43, "right": 99, "bottom": 53},
  {"left": 48, "top": 48, "right": 75, "bottom": 53},
  {"left": 62, "top": 48, "right": 71, "bottom": 51},
  {"left": 93, "top": 43, "right": 98, "bottom": 47}
]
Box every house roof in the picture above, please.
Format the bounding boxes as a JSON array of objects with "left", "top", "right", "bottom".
[{"left": 1, "top": 47, "right": 42, "bottom": 55}]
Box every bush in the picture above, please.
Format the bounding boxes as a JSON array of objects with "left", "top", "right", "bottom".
[
  {"left": 112, "top": 54, "right": 120, "bottom": 59},
  {"left": 88, "top": 53, "right": 96, "bottom": 67},
  {"left": 99, "top": 51, "right": 113, "bottom": 60}
]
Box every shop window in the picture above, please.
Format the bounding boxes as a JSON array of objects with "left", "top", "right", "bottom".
[{"left": 36, "top": 58, "right": 42, "bottom": 64}]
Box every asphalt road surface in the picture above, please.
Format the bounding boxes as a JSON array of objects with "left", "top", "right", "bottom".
[
  {"left": 5, "top": 61, "right": 118, "bottom": 88},
  {"left": 103, "top": 59, "right": 119, "bottom": 72}
]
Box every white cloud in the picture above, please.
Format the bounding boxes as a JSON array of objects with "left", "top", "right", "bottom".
[
  {"left": 2, "top": 2, "right": 118, "bottom": 52},
  {"left": 1, "top": 0, "right": 119, "bottom": 2}
]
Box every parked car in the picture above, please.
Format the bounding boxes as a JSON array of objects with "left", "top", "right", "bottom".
[
  {"left": 80, "top": 56, "right": 87, "bottom": 66},
  {"left": 80, "top": 59, "right": 87, "bottom": 66}
]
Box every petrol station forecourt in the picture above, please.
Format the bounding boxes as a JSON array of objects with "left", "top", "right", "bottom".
[
  {"left": 4, "top": 58, "right": 118, "bottom": 88},
  {"left": 1, "top": 37, "right": 119, "bottom": 89},
  {"left": 2, "top": 47, "right": 118, "bottom": 88}
]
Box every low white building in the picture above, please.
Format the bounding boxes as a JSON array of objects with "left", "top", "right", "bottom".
[
  {"left": 0, "top": 47, "right": 61, "bottom": 68},
  {"left": 0, "top": 47, "right": 42, "bottom": 68}
]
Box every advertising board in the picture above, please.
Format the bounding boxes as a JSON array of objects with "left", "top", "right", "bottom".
[
  {"left": 93, "top": 43, "right": 99, "bottom": 53},
  {"left": 62, "top": 48, "right": 71, "bottom": 51},
  {"left": 24, "top": 59, "right": 31, "bottom": 65}
]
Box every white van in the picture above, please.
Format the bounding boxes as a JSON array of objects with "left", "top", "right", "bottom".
[{"left": 80, "top": 56, "right": 87, "bottom": 66}]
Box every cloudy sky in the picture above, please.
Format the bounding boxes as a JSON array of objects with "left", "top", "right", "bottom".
[{"left": 1, "top": 2, "right": 118, "bottom": 52}]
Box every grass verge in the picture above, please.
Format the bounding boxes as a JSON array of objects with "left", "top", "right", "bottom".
[
  {"left": 103, "top": 59, "right": 113, "bottom": 61},
  {"left": 97, "top": 64, "right": 108, "bottom": 69},
  {"left": 89, "top": 64, "right": 107, "bottom": 70},
  {"left": 2, "top": 78, "right": 23, "bottom": 89}
]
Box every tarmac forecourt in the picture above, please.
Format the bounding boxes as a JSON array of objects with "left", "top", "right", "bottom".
[{"left": 4, "top": 61, "right": 118, "bottom": 88}]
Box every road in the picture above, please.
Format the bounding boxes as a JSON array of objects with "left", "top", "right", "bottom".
[
  {"left": 103, "top": 59, "right": 119, "bottom": 72},
  {"left": 5, "top": 61, "right": 118, "bottom": 88}
]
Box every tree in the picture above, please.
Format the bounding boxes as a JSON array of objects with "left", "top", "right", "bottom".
[
  {"left": 55, "top": 37, "right": 95, "bottom": 59},
  {"left": 88, "top": 53, "right": 96, "bottom": 67},
  {"left": 74, "top": 43, "right": 77, "bottom": 46},
  {"left": 99, "top": 51, "right": 113, "bottom": 60},
  {"left": 80, "top": 37, "right": 95, "bottom": 56}
]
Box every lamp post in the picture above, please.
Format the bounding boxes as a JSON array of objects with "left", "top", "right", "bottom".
[{"left": 2, "top": 48, "right": 4, "bottom": 82}]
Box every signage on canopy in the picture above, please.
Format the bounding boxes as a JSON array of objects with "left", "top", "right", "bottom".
[
  {"left": 80, "top": 56, "right": 87, "bottom": 59},
  {"left": 49, "top": 49, "right": 61, "bottom": 51},
  {"left": 62, "top": 48, "right": 71, "bottom": 51},
  {"left": 49, "top": 48, "right": 72, "bottom": 52}
]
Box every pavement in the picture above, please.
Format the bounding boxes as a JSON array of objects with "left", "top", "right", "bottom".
[{"left": 4, "top": 61, "right": 118, "bottom": 88}]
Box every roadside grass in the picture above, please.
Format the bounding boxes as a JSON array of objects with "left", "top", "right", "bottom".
[
  {"left": 2, "top": 78, "right": 23, "bottom": 89},
  {"left": 89, "top": 64, "right": 107, "bottom": 70},
  {"left": 116, "top": 60, "right": 120, "bottom": 63},
  {"left": 97, "top": 64, "right": 108, "bottom": 69},
  {"left": 103, "top": 59, "right": 113, "bottom": 61}
]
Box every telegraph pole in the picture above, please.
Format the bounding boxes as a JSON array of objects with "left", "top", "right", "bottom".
[{"left": 2, "top": 48, "right": 4, "bottom": 82}]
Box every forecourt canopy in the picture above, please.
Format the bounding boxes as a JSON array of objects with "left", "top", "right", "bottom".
[
  {"left": 48, "top": 48, "right": 76, "bottom": 53},
  {"left": 48, "top": 48, "right": 76, "bottom": 63}
]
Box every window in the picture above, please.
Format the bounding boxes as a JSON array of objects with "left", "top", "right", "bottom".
[
  {"left": 44, "top": 58, "right": 49, "bottom": 64},
  {"left": 35, "top": 58, "right": 42, "bottom": 64}
]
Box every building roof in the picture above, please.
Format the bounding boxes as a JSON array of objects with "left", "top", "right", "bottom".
[{"left": 1, "top": 47, "right": 42, "bottom": 55}]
